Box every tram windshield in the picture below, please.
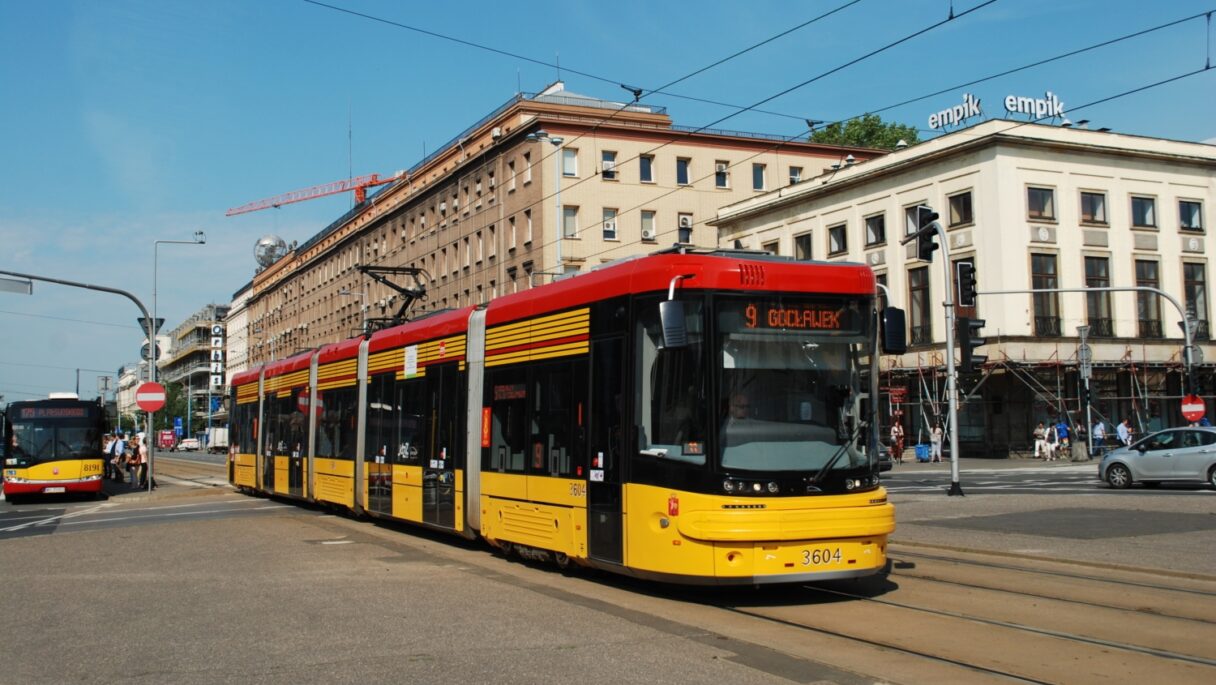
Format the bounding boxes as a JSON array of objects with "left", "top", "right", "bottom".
[
  {"left": 4, "top": 405, "right": 101, "bottom": 466},
  {"left": 716, "top": 296, "right": 868, "bottom": 473}
]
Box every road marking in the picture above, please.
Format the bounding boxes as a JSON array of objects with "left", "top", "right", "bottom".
[{"left": 0, "top": 502, "right": 115, "bottom": 532}]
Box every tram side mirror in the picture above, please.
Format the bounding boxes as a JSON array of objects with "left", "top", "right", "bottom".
[
  {"left": 659, "top": 300, "right": 688, "bottom": 349},
  {"left": 881, "top": 307, "right": 907, "bottom": 355}
]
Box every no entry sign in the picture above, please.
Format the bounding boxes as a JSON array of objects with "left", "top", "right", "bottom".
[
  {"left": 1181, "top": 394, "right": 1206, "bottom": 423},
  {"left": 136, "top": 381, "right": 166, "bottom": 412}
]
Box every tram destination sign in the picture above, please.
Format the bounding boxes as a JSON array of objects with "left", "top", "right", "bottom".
[{"left": 738, "top": 299, "right": 861, "bottom": 334}]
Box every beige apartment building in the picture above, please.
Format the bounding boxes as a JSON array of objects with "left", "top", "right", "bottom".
[
  {"left": 714, "top": 120, "right": 1216, "bottom": 454},
  {"left": 237, "top": 82, "right": 880, "bottom": 365}
]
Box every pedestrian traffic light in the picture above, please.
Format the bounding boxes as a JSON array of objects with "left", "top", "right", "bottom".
[
  {"left": 957, "top": 261, "right": 978, "bottom": 307},
  {"left": 956, "top": 316, "right": 988, "bottom": 372},
  {"left": 916, "top": 206, "right": 940, "bottom": 262}
]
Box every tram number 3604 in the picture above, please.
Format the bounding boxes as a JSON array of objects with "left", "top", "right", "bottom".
[{"left": 802, "top": 547, "right": 843, "bottom": 566}]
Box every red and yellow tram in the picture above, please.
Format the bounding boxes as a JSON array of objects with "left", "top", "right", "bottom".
[{"left": 230, "top": 250, "right": 899, "bottom": 584}]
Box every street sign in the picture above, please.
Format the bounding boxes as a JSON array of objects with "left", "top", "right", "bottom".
[
  {"left": 137, "top": 317, "right": 166, "bottom": 334},
  {"left": 140, "top": 342, "right": 162, "bottom": 361},
  {"left": 1077, "top": 344, "right": 1093, "bottom": 364},
  {"left": 1181, "top": 394, "right": 1206, "bottom": 423},
  {"left": 135, "top": 382, "right": 166, "bottom": 412}
]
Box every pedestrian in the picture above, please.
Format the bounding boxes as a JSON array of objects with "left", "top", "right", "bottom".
[
  {"left": 127, "top": 438, "right": 141, "bottom": 488},
  {"left": 108, "top": 432, "right": 127, "bottom": 481},
  {"left": 930, "top": 422, "right": 944, "bottom": 462},
  {"left": 138, "top": 432, "right": 157, "bottom": 490},
  {"left": 1055, "top": 418, "right": 1071, "bottom": 461},
  {"left": 1091, "top": 420, "right": 1106, "bottom": 459},
  {"left": 1201, "top": 416, "right": 1212, "bottom": 427},
  {"left": 1116, "top": 418, "right": 1132, "bottom": 446},
  {"left": 1044, "top": 422, "right": 1058, "bottom": 460},
  {"left": 1033, "top": 422, "right": 1047, "bottom": 459},
  {"left": 890, "top": 422, "right": 904, "bottom": 464}
]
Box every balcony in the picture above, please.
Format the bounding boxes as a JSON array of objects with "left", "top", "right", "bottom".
[
  {"left": 1087, "top": 317, "right": 1114, "bottom": 338},
  {"left": 1034, "top": 316, "right": 1061, "bottom": 337},
  {"left": 910, "top": 325, "right": 932, "bottom": 346},
  {"left": 1195, "top": 320, "right": 1211, "bottom": 341},
  {"left": 1138, "top": 319, "right": 1163, "bottom": 338}
]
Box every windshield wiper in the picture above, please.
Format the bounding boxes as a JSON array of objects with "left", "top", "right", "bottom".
[{"left": 812, "top": 420, "right": 867, "bottom": 484}]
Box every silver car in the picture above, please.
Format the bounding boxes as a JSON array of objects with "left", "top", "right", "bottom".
[{"left": 1099, "top": 426, "right": 1216, "bottom": 489}]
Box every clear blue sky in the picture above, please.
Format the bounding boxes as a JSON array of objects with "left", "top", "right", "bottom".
[{"left": 1, "top": 0, "right": 1213, "bottom": 403}]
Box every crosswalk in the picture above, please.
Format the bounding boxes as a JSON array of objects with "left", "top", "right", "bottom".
[{"left": 881, "top": 465, "right": 1215, "bottom": 495}]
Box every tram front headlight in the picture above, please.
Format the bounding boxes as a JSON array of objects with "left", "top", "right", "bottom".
[
  {"left": 766, "top": 481, "right": 779, "bottom": 493},
  {"left": 845, "top": 479, "right": 857, "bottom": 490},
  {"left": 751, "top": 482, "right": 762, "bottom": 493},
  {"left": 723, "top": 479, "right": 736, "bottom": 493}
]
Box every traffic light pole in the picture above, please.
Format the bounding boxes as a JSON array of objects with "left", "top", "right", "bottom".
[{"left": 901, "top": 211, "right": 964, "bottom": 496}]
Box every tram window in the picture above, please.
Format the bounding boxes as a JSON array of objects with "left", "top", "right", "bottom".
[
  {"left": 393, "top": 377, "right": 426, "bottom": 465},
  {"left": 635, "top": 296, "right": 707, "bottom": 465},
  {"left": 487, "top": 367, "right": 527, "bottom": 473},
  {"left": 529, "top": 360, "right": 587, "bottom": 478},
  {"left": 316, "top": 387, "right": 358, "bottom": 459},
  {"left": 265, "top": 394, "right": 298, "bottom": 459}
]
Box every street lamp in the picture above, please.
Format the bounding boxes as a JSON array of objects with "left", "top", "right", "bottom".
[
  {"left": 525, "top": 129, "right": 565, "bottom": 271},
  {"left": 152, "top": 231, "right": 206, "bottom": 388},
  {"left": 1077, "top": 325, "right": 1093, "bottom": 460}
]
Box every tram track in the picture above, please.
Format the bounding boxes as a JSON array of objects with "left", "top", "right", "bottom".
[{"left": 714, "top": 550, "right": 1216, "bottom": 685}]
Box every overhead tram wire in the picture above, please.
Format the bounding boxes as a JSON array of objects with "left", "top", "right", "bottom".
[
  {"left": 355, "top": 7, "right": 1210, "bottom": 302},
  {"left": 436, "top": 6, "right": 1213, "bottom": 285},
  {"left": 567, "top": 63, "right": 1216, "bottom": 271},
  {"left": 358, "top": 1, "right": 1001, "bottom": 286}
]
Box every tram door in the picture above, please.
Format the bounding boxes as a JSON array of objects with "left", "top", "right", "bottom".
[
  {"left": 587, "top": 337, "right": 624, "bottom": 563},
  {"left": 287, "top": 406, "right": 306, "bottom": 498},
  {"left": 423, "top": 363, "right": 459, "bottom": 528}
]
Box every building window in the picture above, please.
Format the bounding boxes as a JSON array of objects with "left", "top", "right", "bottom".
[
  {"left": 752, "top": 163, "right": 766, "bottom": 191},
  {"left": 523, "top": 152, "right": 532, "bottom": 184},
  {"left": 1027, "top": 186, "right": 1056, "bottom": 221},
  {"left": 562, "top": 148, "right": 578, "bottom": 177},
  {"left": 762, "top": 240, "right": 779, "bottom": 256},
  {"left": 1131, "top": 195, "right": 1157, "bottom": 228},
  {"left": 640, "top": 155, "right": 654, "bottom": 183},
  {"left": 509, "top": 216, "right": 517, "bottom": 250},
  {"left": 1184, "top": 262, "right": 1210, "bottom": 340},
  {"left": 677, "top": 212, "right": 693, "bottom": 243},
  {"left": 1179, "top": 200, "right": 1203, "bottom": 231},
  {"left": 948, "top": 191, "right": 973, "bottom": 226},
  {"left": 1031, "top": 254, "right": 1060, "bottom": 337},
  {"left": 508, "top": 161, "right": 516, "bottom": 191},
  {"left": 789, "top": 166, "right": 802, "bottom": 185},
  {"left": 714, "top": 161, "right": 729, "bottom": 188},
  {"left": 602, "top": 208, "right": 618, "bottom": 241},
  {"left": 1085, "top": 256, "right": 1113, "bottom": 337},
  {"left": 601, "top": 151, "right": 617, "bottom": 181},
  {"left": 828, "top": 223, "right": 847, "bottom": 256},
  {"left": 676, "top": 158, "right": 690, "bottom": 185},
  {"left": 865, "top": 214, "right": 886, "bottom": 246},
  {"left": 524, "top": 209, "right": 533, "bottom": 244},
  {"left": 562, "top": 206, "right": 579, "bottom": 238},
  {"left": 641, "top": 211, "right": 657, "bottom": 241},
  {"left": 1135, "top": 260, "right": 1162, "bottom": 338},
  {"left": 794, "top": 232, "right": 812, "bottom": 261},
  {"left": 1080, "top": 191, "right": 1107, "bottom": 224},
  {"left": 909, "top": 266, "right": 931, "bottom": 345}
]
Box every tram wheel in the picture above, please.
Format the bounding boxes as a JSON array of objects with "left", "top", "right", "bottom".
[
  {"left": 498, "top": 541, "right": 514, "bottom": 557},
  {"left": 554, "top": 552, "right": 572, "bottom": 571},
  {"left": 1106, "top": 463, "right": 1132, "bottom": 489}
]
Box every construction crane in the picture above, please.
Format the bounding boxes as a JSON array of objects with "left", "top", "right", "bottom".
[{"left": 226, "top": 171, "right": 407, "bottom": 216}]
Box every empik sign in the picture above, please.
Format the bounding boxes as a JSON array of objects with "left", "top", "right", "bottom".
[{"left": 928, "top": 90, "right": 1067, "bottom": 130}]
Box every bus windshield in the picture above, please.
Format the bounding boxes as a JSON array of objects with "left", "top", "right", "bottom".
[
  {"left": 716, "top": 296, "right": 868, "bottom": 473},
  {"left": 4, "top": 406, "right": 100, "bottom": 467}
]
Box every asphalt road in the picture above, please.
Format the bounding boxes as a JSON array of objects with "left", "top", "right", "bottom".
[{"left": 1, "top": 457, "right": 1213, "bottom": 684}]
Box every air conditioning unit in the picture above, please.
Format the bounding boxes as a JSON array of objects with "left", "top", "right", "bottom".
[
  {"left": 439, "top": 201, "right": 447, "bottom": 214},
  {"left": 678, "top": 215, "right": 693, "bottom": 229},
  {"left": 641, "top": 227, "right": 657, "bottom": 241},
  {"left": 603, "top": 220, "right": 616, "bottom": 234},
  {"left": 715, "top": 163, "right": 728, "bottom": 172},
  {"left": 491, "top": 126, "right": 502, "bottom": 139}
]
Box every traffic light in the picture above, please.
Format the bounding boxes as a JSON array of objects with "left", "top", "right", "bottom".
[
  {"left": 916, "top": 206, "right": 940, "bottom": 262},
  {"left": 956, "top": 316, "right": 988, "bottom": 372},
  {"left": 957, "top": 261, "right": 978, "bottom": 307}
]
